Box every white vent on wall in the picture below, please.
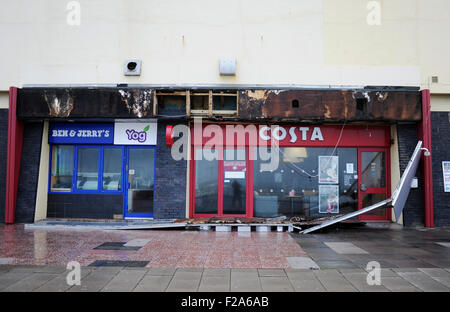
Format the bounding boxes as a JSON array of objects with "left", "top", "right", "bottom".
[
  {"left": 124, "top": 60, "right": 142, "bottom": 76},
  {"left": 219, "top": 58, "right": 236, "bottom": 76}
]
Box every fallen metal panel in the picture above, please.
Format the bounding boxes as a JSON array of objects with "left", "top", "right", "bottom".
[
  {"left": 300, "top": 199, "right": 393, "bottom": 234},
  {"left": 115, "top": 223, "right": 187, "bottom": 230},
  {"left": 391, "top": 141, "right": 423, "bottom": 222},
  {"left": 300, "top": 141, "right": 423, "bottom": 234}
]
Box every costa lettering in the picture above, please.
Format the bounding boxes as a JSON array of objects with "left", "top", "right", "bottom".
[{"left": 259, "top": 126, "right": 324, "bottom": 142}]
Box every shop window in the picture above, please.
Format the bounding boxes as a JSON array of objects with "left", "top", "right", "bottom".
[
  {"left": 194, "top": 149, "right": 219, "bottom": 214},
  {"left": 50, "top": 145, "right": 74, "bottom": 192},
  {"left": 253, "top": 147, "right": 358, "bottom": 219},
  {"left": 50, "top": 145, "right": 125, "bottom": 194},
  {"left": 77, "top": 147, "right": 99, "bottom": 190},
  {"left": 103, "top": 148, "right": 122, "bottom": 191}
]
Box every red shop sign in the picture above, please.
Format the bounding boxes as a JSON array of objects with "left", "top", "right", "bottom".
[{"left": 191, "top": 124, "right": 390, "bottom": 147}]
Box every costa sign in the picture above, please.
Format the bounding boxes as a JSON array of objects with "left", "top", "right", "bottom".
[
  {"left": 259, "top": 126, "right": 323, "bottom": 142},
  {"left": 192, "top": 124, "right": 390, "bottom": 147}
]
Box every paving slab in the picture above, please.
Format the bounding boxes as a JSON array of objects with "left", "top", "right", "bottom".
[
  {"left": 68, "top": 267, "right": 122, "bottom": 292},
  {"left": 134, "top": 274, "right": 172, "bottom": 292},
  {"left": 147, "top": 267, "right": 177, "bottom": 276},
  {"left": 260, "top": 276, "right": 294, "bottom": 292},
  {"left": 2, "top": 272, "right": 59, "bottom": 292},
  {"left": 286, "top": 270, "right": 326, "bottom": 292},
  {"left": 258, "top": 269, "right": 286, "bottom": 277},
  {"left": 0, "top": 271, "right": 31, "bottom": 291},
  {"left": 203, "top": 268, "right": 230, "bottom": 276},
  {"left": 397, "top": 271, "right": 450, "bottom": 292},
  {"left": 102, "top": 269, "right": 147, "bottom": 292},
  {"left": 199, "top": 274, "right": 230, "bottom": 292},
  {"left": 380, "top": 277, "right": 421, "bottom": 292},
  {"left": 124, "top": 239, "right": 152, "bottom": 247},
  {"left": 313, "top": 270, "right": 357, "bottom": 292},
  {"left": 324, "top": 242, "right": 369, "bottom": 255},
  {"left": 418, "top": 268, "right": 450, "bottom": 288},
  {"left": 231, "top": 269, "right": 262, "bottom": 292},
  {"left": 341, "top": 272, "right": 389, "bottom": 292},
  {"left": 34, "top": 268, "right": 92, "bottom": 292},
  {"left": 166, "top": 269, "right": 202, "bottom": 292},
  {"left": 286, "top": 257, "right": 319, "bottom": 269}
]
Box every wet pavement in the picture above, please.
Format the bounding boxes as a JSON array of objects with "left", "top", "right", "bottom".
[
  {"left": 0, "top": 223, "right": 449, "bottom": 292},
  {"left": 0, "top": 224, "right": 307, "bottom": 268}
]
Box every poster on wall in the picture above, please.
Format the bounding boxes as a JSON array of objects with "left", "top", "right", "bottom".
[
  {"left": 318, "top": 156, "right": 339, "bottom": 184},
  {"left": 319, "top": 185, "right": 339, "bottom": 214},
  {"left": 443, "top": 161, "right": 450, "bottom": 192}
]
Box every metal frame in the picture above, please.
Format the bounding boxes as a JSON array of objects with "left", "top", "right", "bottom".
[{"left": 123, "top": 145, "right": 156, "bottom": 219}]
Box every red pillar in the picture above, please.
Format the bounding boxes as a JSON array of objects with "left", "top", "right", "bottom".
[
  {"left": 419, "top": 89, "right": 434, "bottom": 227},
  {"left": 5, "top": 87, "right": 23, "bottom": 224}
]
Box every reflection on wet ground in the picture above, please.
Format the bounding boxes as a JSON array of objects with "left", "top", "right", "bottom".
[{"left": 0, "top": 224, "right": 307, "bottom": 268}]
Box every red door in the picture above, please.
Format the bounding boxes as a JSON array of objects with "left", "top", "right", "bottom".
[
  {"left": 191, "top": 146, "right": 252, "bottom": 218},
  {"left": 357, "top": 148, "right": 391, "bottom": 221}
]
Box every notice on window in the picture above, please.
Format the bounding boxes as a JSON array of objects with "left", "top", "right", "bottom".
[
  {"left": 319, "top": 156, "right": 339, "bottom": 184},
  {"left": 443, "top": 161, "right": 450, "bottom": 192},
  {"left": 346, "top": 163, "right": 354, "bottom": 174},
  {"left": 319, "top": 185, "right": 339, "bottom": 214}
]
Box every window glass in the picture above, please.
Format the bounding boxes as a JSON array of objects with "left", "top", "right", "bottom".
[
  {"left": 50, "top": 145, "right": 74, "bottom": 192},
  {"left": 194, "top": 149, "right": 218, "bottom": 214},
  {"left": 103, "top": 148, "right": 122, "bottom": 191},
  {"left": 253, "top": 147, "right": 358, "bottom": 219},
  {"left": 361, "top": 151, "right": 386, "bottom": 188},
  {"left": 77, "top": 147, "right": 99, "bottom": 190}
]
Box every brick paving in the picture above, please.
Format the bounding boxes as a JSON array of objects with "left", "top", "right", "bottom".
[{"left": 0, "top": 223, "right": 449, "bottom": 292}]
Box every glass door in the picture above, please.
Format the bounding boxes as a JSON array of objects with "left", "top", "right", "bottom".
[
  {"left": 124, "top": 146, "right": 156, "bottom": 218},
  {"left": 358, "top": 148, "right": 390, "bottom": 221},
  {"left": 192, "top": 147, "right": 249, "bottom": 217},
  {"left": 222, "top": 148, "right": 247, "bottom": 215}
]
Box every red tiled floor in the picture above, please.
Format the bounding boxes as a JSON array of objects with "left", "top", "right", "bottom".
[{"left": 0, "top": 224, "right": 308, "bottom": 269}]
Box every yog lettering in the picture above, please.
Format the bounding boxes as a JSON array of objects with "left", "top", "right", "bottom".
[{"left": 126, "top": 125, "right": 151, "bottom": 143}]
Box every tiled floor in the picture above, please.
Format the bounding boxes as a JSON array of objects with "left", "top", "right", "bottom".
[
  {"left": 0, "top": 225, "right": 307, "bottom": 268},
  {"left": 291, "top": 224, "right": 450, "bottom": 270}
]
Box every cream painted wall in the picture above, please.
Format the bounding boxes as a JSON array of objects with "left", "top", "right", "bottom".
[
  {"left": 431, "top": 95, "right": 450, "bottom": 112},
  {"left": 0, "top": 92, "right": 8, "bottom": 109},
  {"left": 1, "top": 0, "right": 448, "bottom": 91},
  {"left": 34, "top": 121, "right": 49, "bottom": 222}
]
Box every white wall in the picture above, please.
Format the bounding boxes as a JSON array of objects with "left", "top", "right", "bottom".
[{"left": 0, "top": 0, "right": 448, "bottom": 93}]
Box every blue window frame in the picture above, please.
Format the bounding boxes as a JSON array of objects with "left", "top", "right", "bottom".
[{"left": 48, "top": 144, "right": 125, "bottom": 195}]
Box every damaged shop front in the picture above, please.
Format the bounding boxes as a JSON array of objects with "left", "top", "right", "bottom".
[
  {"left": 189, "top": 123, "right": 392, "bottom": 222},
  {"left": 2, "top": 86, "right": 431, "bottom": 226}
]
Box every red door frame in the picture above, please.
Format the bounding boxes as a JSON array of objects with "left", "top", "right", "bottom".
[
  {"left": 357, "top": 147, "right": 391, "bottom": 221},
  {"left": 190, "top": 146, "right": 253, "bottom": 218},
  {"left": 5, "top": 87, "right": 24, "bottom": 224}
]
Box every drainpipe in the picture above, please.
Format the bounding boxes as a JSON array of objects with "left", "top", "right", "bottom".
[
  {"left": 419, "top": 89, "right": 434, "bottom": 227},
  {"left": 5, "top": 87, "right": 23, "bottom": 224}
]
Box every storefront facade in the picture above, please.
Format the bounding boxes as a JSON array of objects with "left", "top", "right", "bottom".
[
  {"left": 190, "top": 124, "right": 391, "bottom": 221},
  {"left": 47, "top": 121, "right": 157, "bottom": 219},
  {"left": 0, "top": 86, "right": 442, "bottom": 227}
]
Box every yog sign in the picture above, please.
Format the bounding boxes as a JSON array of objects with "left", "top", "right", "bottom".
[{"left": 114, "top": 121, "right": 157, "bottom": 145}]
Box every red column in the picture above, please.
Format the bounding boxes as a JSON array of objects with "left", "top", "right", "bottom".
[
  {"left": 5, "top": 87, "right": 24, "bottom": 224},
  {"left": 419, "top": 89, "right": 434, "bottom": 227}
]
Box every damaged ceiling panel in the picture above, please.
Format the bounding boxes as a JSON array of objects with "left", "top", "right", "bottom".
[
  {"left": 17, "top": 87, "right": 421, "bottom": 122},
  {"left": 238, "top": 89, "right": 421, "bottom": 122}
]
